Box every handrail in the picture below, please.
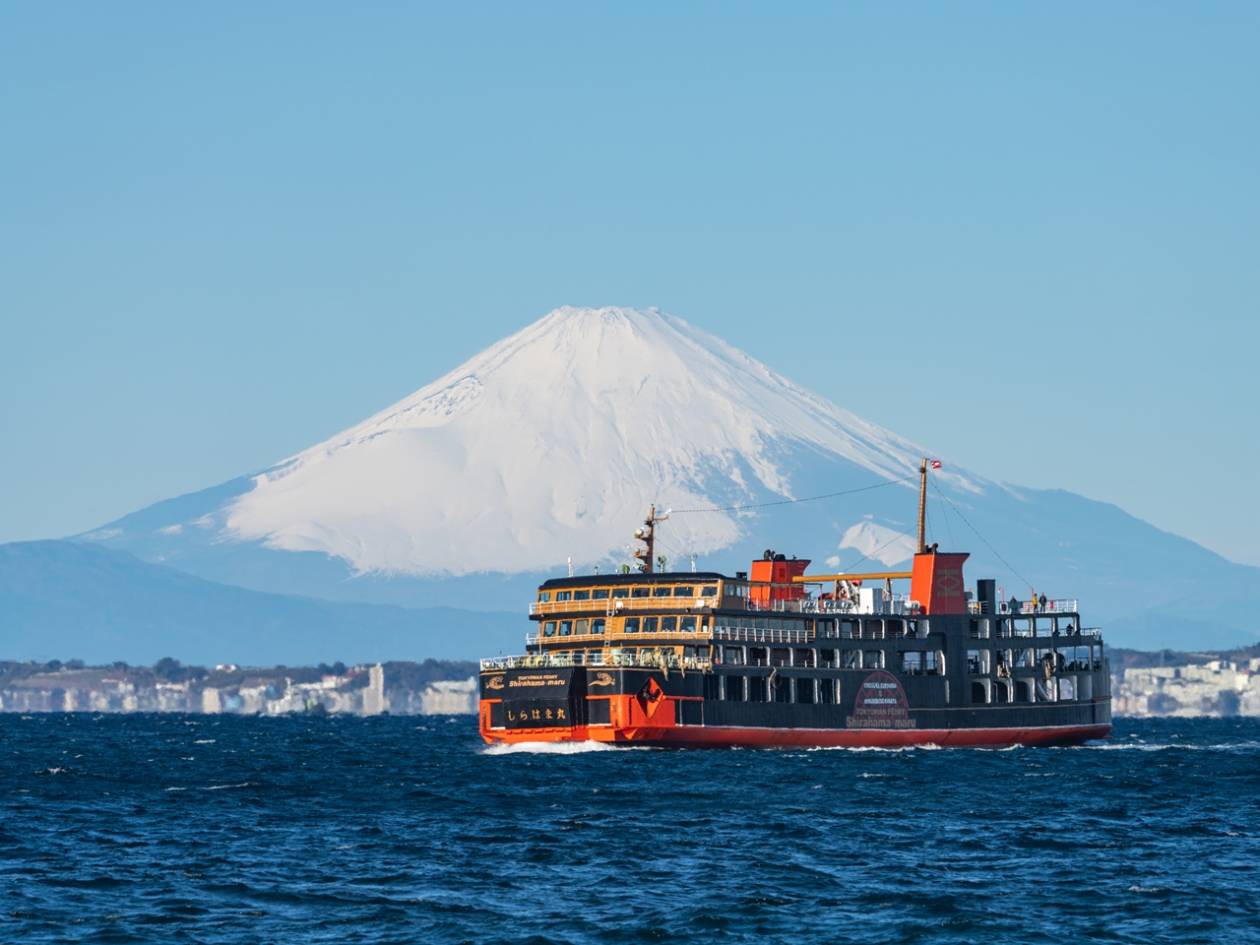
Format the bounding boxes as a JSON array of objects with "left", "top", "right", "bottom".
[
  {"left": 714, "top": 625, "right": 816, "bottom": 645},
  {"left": 481, "top": 652, "right": 711, "bottom": 672},
  {"left": 526, "top": 629, "right": 711, "bottom": 645},
  {"left": 746, "top": 596, "right": 919, "bottom": 616},
  {"left": 529, "top": 596, "right": 717, "bottom": 617},
  {"left": 987, "top": 599, "right": 1079, "bottom": 615}
]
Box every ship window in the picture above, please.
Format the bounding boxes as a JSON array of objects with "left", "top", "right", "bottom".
[
  {"left": 1015, "top": 680, "right": 1033, "bottom": 702},
  {"left": 843, "top": 649, "right": 859, "bottom": 669},
  {"left": 773, "top": 677, "right": 791, "bottom": 703},
  {"left": 556, "top": 591, "right": 572, "bottom": 602},
  {"left": 722, "top": 646, "right": 744, "bottom": 665},
  {"left": 661, "top": 616, "right": 678, "bottom": 632},
  {"left": 887, "top": 619, "right": 906, "bottom": 637},
  {"left": 797, "top": 678, "right": 816, "bottom": 704},
  {"left": 862, "top": 650, "right": 882, "bottom": 669},
  {"left": 747, "top": 677, "right": 767, "bottom": 702},
  {"left": 574, "top": 619, "right": 589, "bottom": 635},
  {"left": 840, "top": 619, "right": 858, "bottom": 639},
  {"left": 819, "top": 679, "right": 836, "bottom": 704},
  {"left": 543, "top": 621, "right": 557, "bottom": 637},
  {"left": 680, "top": 616, "right": 697, "bottom": 632},
  {"left": 1059, "top": 678, "right": 1077, "bottom": 701},
  {"left": 592, "top": 618, "right": 605, "bottom": 635},
  {"left": 926, "top": 651, "right": 941, "bottom": 674},
  {"left": 613, "top": 588, "right": 629, "bottom": 599},
  {"left": 794, "top": 649, "right": 815, "bottom": 667},
  {"left": 701, "top": 585, "right": 718, "bottom": 597},
  {"left": 901, "top": 651, "right": 924, "bottom": 674},
  {"left": 970, "top": 681, "right": 989, "bottom": 704},
  {"left": 771, "top": 648, "right": 790, "bottom": 667},
  {"left": 723, "top": 677, "right": 743, "bottom": 701},
  {"left": 818, "top": 649, "right": 836, "bottom": 668},
  {"left": 559, "top": 620, "right": 573, "bottom": 636},
  {"left": 654, "top": 586, "right": 672, "bottom": 597},
  {"left": 747, "top": 647, "right": 767, "bottom": 666},
  {"left": 632, "top": 588, "right": 650, "bottom": 598},
  {"left": 673, "top": 586, "right": 694, "bottom": 597},
  {"left": 624, "top": 617, "right": 640, "bottom": 633},
  {"left": 573, "top": 590, "right": 590, "bottom": 601},
  {"left": 642, "top": 616, "right": 658, "bottom": 633},
  {"left": 592, "top": 588, "right": 609, "bottom": 600},
  {"left": 538, "top": 592, "right": 551, "bottom": 602}
]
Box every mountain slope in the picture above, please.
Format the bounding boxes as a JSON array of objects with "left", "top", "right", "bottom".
[
  {"left": 222, "top": 305, "right": 984, "bottom": 575},
  {"left": 75, "top": 306, "right": 1260, "bottom": 651},
  {"left": 0, "top": 541, "right": 517, "bottom": 665}
]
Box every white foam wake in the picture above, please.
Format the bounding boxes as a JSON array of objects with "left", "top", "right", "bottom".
[{"left": 481, "top": 740, "right": 624, "bottom": 755}]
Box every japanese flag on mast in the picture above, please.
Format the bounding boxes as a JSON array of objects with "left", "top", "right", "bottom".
[{"left": 930, "top": 459, "right": 942, "bottom": 469}]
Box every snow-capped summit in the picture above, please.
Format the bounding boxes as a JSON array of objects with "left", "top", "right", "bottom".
[{"left": 222, "top": 306, "right": 974, "bottom": 576}]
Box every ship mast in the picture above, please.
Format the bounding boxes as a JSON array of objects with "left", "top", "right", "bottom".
[
  {"left": 633, "top": 505, "right": 669, "bottom": 573},
  {"left": 917, "top": 458, "right": 928, "bottom": 554}
]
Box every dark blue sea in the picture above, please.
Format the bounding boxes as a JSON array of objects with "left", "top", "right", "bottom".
[{"left": 3, "top": 715, "right": 1258, "bottom": 945}]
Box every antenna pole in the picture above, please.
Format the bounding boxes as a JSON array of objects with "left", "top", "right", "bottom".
[
  {"left": 646, "top": 504, "right": 655, "bottom": 573},
  {"left": 917, "top": 459, "right": 928, "bottom": 554},
  {"left": 632, "top": 505, "right": 671, "bottom": 573},
  {"left": 633, "top": 504, "right": 657, "bottom": 573}
]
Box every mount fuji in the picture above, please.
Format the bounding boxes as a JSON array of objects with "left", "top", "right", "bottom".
[{"left": 75, "top": 306, "right": 1259, "bottom": 652}]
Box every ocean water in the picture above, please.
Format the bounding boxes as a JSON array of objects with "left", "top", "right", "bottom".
[{"left": 2, "top": 715, "right": 1257, "bottom": 945}]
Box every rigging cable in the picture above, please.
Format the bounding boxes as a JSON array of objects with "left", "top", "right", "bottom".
[
  {"left": 929, "top": 478, "right": 1035, "bottom": 591},
  {"left": 669, "top": 474, "right": 916, "bottom": 515}
]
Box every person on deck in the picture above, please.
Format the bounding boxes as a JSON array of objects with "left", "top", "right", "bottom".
[{"left": 1038, "top": 593, "right": 1048, "bottom": 612}]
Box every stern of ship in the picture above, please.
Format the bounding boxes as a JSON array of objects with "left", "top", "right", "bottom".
[{"left": 479, "top": 664, "right": 700, "bottom": 746}]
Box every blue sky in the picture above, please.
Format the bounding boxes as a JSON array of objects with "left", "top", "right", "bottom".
[{"left": 2, "top": 3, "right": 1257, "bottom": 565}]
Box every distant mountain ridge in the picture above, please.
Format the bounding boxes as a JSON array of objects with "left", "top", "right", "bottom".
[
  {"left": 69, "top": 305, "right": 1260, "bottom": 652},
  {"left": 0, "top": 541, "right": 517, "bottom": 665}
]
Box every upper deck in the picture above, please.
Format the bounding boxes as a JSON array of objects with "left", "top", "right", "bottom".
[{"left": 501, "top": 563, "right": 1099, "bottom": 669}]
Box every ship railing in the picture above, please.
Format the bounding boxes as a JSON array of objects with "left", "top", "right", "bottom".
[
  {"left": 530, "top": 596, "right": 718, "bottom": 617},
  {"left": 980, "top": 599, "right": 1079, "bottom": 615},
  {"left": 525, "top": 629, "right": 711, "bottom": 645},
  {"left": 713, "top": 625, "right": 815, "bottom": 645},
  {"left": 745, "top": 596, "right": 918, "bottom": 616},
  {"left": 480, "top": 653, "right": 712, "bottom": 672}
]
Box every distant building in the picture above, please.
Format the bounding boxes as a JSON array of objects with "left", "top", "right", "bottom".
[
  {"left": 420, "top": 678, "right": 477, "bottom": 715},
  {"left": 1113, "top": 659, "right": 1259, "bottom": 717},
  {"left": 362, "top": 664, "right": 388, "bottom": 716},
  {"left": 0, "top": 661, "right": 477, "bottom": 717},
  {"left": 201, "top": 687, "right": 222, "bottom": 714}
]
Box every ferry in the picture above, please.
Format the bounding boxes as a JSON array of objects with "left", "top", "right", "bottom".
[{"left": 478, "top": 462, "right": 1111, "bottom": 748}]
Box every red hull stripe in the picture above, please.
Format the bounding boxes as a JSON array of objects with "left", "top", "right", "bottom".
[{"left": 484, "top": 723, "right": 1111, "bottom": 749}]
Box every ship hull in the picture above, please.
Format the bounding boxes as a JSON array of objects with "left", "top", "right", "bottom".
[
  {"left": 480, "top": 721, "right": 1110, "bottom": 749},
  {"left": 479, "top": 662, "right": 1111, "bottom": 750}
]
